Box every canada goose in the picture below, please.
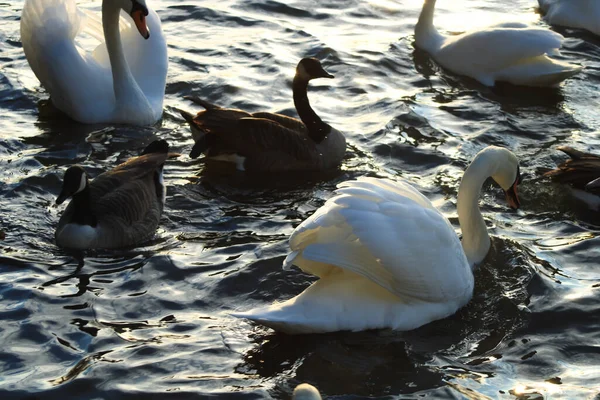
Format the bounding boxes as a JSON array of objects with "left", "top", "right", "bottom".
[
  {"left": 415, "top": 0, "right": 581, "bottom": 87},
  {"left": 21, "top": 0, "right": 167, "bottom": 125},
  {"left": 179, "top": 58, "right": 346, "bottom": 172},
  {"left": 545, "top": 146, "right": 600, "bottom": 208},
  {"left": 233, "top": 147, "right": 522, "bottom": 334},
  {"left": 55, "top": 140, "right": 172, "bottom": 249}
]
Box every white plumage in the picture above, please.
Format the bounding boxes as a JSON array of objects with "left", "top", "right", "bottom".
[
  {"left": 293, "top": 384, "right": 322, "bottom": 400},
  {"left": 414, "top": 0, "right": 581, "bottom": 87},
  {"left": 539, "top": 0, "right": 600, "bottom": 36},
  {"left": 233, "top": 147, "right": 522, "bottom": 334},
  {"left": 20, "top": 0, "right": 167, "bottom": 125}
]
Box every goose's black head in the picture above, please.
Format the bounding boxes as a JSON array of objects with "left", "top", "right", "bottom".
[
  {"left": 56, "top": 166, "right": 88, "bottom": 205},
  {"left": 296, "top": 58, "right": 334, "bottom": 81}
]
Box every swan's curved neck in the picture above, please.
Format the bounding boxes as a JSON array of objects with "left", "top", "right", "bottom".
[
  {"left": 71, "top": 185, "right": 98, "bottom": 227},
  {"left": 457, "top": 154, "right": 496, "bottom": 268},
  {"left": 415, "top": 0, "right": 444, "bottom": 53},
  {"left": 102, "top": 1, "right": 140, "bottom": 102},
  {"left": 293, "top": 76, "right": 331, "bottom": 143}
]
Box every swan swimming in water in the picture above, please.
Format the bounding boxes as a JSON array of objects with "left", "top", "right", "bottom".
[
  {"left": 539, "top": 0, "right": 600, "bottom": 37},
  {"left": 233, "top": 146, "right": 522, "bottom": 334},
  {"left": 20, "top": 0, "right": 167, "bottom": 125},
  {"left": 414, "top": 0, "right": 581, "bottom": 87}
]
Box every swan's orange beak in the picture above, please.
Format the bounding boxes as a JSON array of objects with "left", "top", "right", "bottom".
[
  {"left": 132, "top": 10, "right": 150, "bottom": 40},
  {"left": 504, "top": 180, "right": 520, "bottom": 210}
]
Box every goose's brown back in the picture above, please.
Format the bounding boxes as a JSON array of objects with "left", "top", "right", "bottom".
[{"left": 545, "top": 147, "right": 600, "bottom": 191}]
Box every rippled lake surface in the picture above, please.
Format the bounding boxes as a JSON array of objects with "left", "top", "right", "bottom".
[{"left": 1, "top": 0, "right": 600, "bottom": 398}]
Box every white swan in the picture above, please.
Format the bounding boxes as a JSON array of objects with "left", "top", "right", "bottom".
[
  {"left": 414, "top": 0, "right": 581, "bottom": 87},
  {"left": 20, "top": 0, "right": 167, "bottom": 125},
  {"left": 539, "top": 0, "right": 600, "bottom": 37},
  {"left": 293, "top": 384, "right": 322, "bottom": 400},
  {"left": 233, "top": 146, "right": 522, "bottom": 334}
]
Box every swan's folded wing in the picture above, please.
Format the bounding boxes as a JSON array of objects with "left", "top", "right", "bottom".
[
  {"left": 439, "top": 27, "right": 565, "bottom": 70},
  {"left": 289, "top": 177, "right": 435, "bottom": 251},
  {"left": 289, "top": 178, "right": 473, "bottom": 303},
  {"left": 88, "top": 9, "right": 137, "bottom": 67}
]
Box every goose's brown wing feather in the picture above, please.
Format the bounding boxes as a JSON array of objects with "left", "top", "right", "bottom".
[
  {"left": 556, "top": 146, "right": 599, "bottom": 161},
  {"left": 207, "top": 117, "right": 317, "bottom": 161},
  {"left": 89, "top": 152, "right": 168, "bottom": 198},
  {"left": 191, "top": 108, "right": 252, "bottom": 135},
  {"left": 92, "top": 175, "right": 161, "bottom": 226},
  {"left": 545, "top": 147, "right": 600, "bottom": 189},
  {"left": 251, "top": 112, "right": 307, "bottom": 133}
]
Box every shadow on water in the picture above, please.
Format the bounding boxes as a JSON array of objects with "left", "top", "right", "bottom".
[{"left": 226, "top": 237, "right": 535, "bottom": 397}]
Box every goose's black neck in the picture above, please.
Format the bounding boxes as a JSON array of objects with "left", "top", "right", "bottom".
[
  {"left": 293, "top": 76, "right": 331, "bottom": 143},
  {"left": 71, "top": 186, "right": 98, "bottom": 227}
]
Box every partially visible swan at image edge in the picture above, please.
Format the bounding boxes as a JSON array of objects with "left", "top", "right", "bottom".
[
  {"left": 20, "top": 0, "right": 167, "bottom": 125},
  {"left": 414, "top": 0, "right": 581, "bottom": 87},
  {"left": 233, "top": 146, "right": 523, "bottom": 334},
  {"left": 539, "top": 0, "right": 600, "bottom": 37}
]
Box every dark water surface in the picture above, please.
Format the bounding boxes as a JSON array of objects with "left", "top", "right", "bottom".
[{"left": 1, "top": 0, "right": 600, "bottom": 398}]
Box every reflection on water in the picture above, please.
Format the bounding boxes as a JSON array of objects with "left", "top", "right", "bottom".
[{"left": 1, "top": 0, "right": 599, "bottom": 398}]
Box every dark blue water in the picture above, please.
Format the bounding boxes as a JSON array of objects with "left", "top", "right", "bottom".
[{"left": 1, "top": 0, "right": 599, "bottom": 398}]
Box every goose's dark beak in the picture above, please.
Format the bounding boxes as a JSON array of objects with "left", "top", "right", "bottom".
[
  {"left": 131, "top": 2, "right": 150, "bottom": 39},
  {"left": 56, "top": 190, "right": 69, "bottom": 205}
]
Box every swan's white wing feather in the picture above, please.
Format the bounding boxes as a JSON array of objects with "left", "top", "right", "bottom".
[
  {"left": 288, "top": 178, "right": 473, "bottom": 303},
  {"left": 487, "top": 21, "right": 530, "bottom": 29},
  {"left": 438, "top": 27, "right": 564, "bottom": 71},
  {"left": 233, "top": 269, "right": 468, "bottom": 334},
  {"left": 540, "top": 0, "right": 600, "bottom": 36}
]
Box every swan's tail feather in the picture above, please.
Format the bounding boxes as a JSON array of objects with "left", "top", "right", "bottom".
[{"left": 498, "top": 56, "right": 582, "bottom": 87}]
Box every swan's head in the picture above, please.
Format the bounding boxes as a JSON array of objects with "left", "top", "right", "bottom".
[
  {"left": 488, "top": 147, "right": 522, "bottom": 210},
  {"left": 292, "top": 383, "right": 322, "bottom": 400},
  {"left": 296, "top": 58, "right": 334, "bottom": 82},
  {"left": 56, "top": 166, "right": 89, "bottom": 205},
  {"left": 122, "top": 0, "right": 150, "bottom": 39}
]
